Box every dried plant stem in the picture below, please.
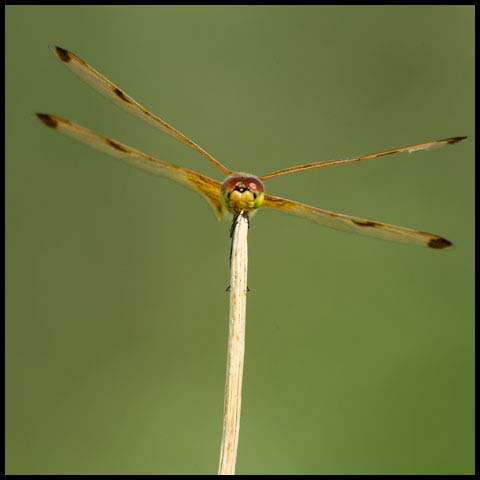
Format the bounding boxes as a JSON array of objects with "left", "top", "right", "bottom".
[{"left": 218, "top": 213, "right": 249, "bottom": 475}]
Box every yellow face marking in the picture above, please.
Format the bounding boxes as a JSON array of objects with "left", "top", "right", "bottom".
[{"left": 228, "top": 189, "right": 256, "bottom": 211}]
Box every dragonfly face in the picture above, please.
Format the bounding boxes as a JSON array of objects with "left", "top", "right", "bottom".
[{"left": 221, "top": 174, "right": 265, "bottom": 214}]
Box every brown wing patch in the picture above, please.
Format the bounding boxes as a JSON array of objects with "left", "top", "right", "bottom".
[
  {"left": 428, "top": 237, "right": 453, "bottom": 249},
  {"left": 54, "top": 46, "right": 72, "bottom": 63},
  {"left": 442, "top": 136, "right": 468, "bottom": 145},
  {"left": 113, "top": 87, "right": 133, "bottom": 104},
  {"left": 106, "top": 138, "right": 129, "bottom": 153},
  {"left": 36, "top": 113, "right": 58, "bottom": 128},
  {"left": 352, "top": 220, "right": 377, "bottom": 227}
]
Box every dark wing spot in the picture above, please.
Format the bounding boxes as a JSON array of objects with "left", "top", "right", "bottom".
[
  {"left": 36, "top": 113, "right": 58, "bottom": 128},
  {"left": 106, "top": 139, "right": 129, "bottom": 153},
  {"left": 113, "top": 87, "right": 132, "bottom": 104},
  {"left": 54, "top": 46, "right": 72, "bottom": 63},
  {"left": 352, "top": 220, "right": 377, "bottom": 227},
  {"left": 436, "top": 136, "right": 467, "bottom": 145},
  {"left": 428, "top": 237, "right": 452, "bottom": 249}
]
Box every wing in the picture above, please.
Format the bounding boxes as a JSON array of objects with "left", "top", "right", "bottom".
[
  {"left": 36, "top": 113, "right": 224, "bottom": 219},
  {"left": 261, "top": 194, "right": 452, "bottom": 249},
  {"left": 50, "top": 46, "right": 232, "bottom": 176},
  {"left": 260, "top": 136, "right": 467, "bottom": 180}
]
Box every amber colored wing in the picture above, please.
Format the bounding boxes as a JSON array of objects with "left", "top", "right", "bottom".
[
  {"left": 261, "top": 194, "right": 452, "bottom": 249},
  {"left": 50, "top": 46, "right": 231, "bottom": 176},
  {"left": 260, "top": 137, "right": 467, "bottom": 180},
  {"left": 36, "top": 113, "right": 224, "bottom": 219}
]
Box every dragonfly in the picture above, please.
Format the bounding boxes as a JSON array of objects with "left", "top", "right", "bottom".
[{"left": 37, "top": 46, "right": 466, "bottom": 249}]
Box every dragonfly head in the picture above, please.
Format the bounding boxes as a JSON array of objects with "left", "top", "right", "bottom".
[{"left": 221, "top": 173, "right": 264, "bottom": 214}]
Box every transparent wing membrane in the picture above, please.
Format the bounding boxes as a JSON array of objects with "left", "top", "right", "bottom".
[
  {"left": 260, "top": 137, "right": 467, "bottom": 180},
  {"left": 262, "top": 194, "right": 452, "bottom": 249},
  {"left": 50, "top": 46, "right": 232, "bottom": 175},
  {"left": 36, "top": 113, "right": 224, "bottom": 219}
]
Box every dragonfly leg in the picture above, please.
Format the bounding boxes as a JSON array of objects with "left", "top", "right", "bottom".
[{"left": 226, "top": 211, "right": 250, "bottom": 292}]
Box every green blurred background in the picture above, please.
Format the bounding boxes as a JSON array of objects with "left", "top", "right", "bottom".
[{"left": 6, "top": 5, "right": 474, "bottom": 475}]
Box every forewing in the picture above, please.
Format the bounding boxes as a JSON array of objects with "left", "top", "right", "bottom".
[
  {"left": 50, "top": 46, "right": 231, "bottom": 175},
  {"left": 261, "top": 194, "right": 452, "bottom": 249},
  {"left": 37, "top": 113, "right": 224, "bottom": 219},
  {"left": 260, "top": 137, "right": 467, "bottom": 180}
]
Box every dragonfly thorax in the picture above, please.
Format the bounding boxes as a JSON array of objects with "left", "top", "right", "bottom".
[{"left": 221, "top": 173, "right": 265, "bottom": 214}]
